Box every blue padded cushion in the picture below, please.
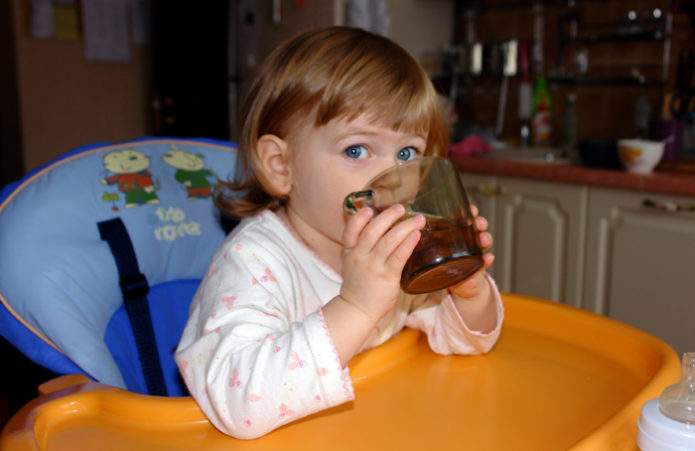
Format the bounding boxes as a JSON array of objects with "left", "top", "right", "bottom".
[
  {"left": 0, "top": 138, "right": 237, "bottom": 392},
  {"left": 105, "top": 279, "right": 200, "bottom": 396}
]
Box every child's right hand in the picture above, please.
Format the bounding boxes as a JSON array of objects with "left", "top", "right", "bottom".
[
  {"left": 338, "top": 204, "right": 426, "bottom": 323},
  {"left": 322, "top": 204, "right": 425, "bottom": 366}
]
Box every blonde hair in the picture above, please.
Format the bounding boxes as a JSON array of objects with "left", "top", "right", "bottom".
[{"left": 216, "top": 26, "right": 449, "bottom": 218}]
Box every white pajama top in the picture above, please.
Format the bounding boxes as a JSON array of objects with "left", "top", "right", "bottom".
[{"left": 175, "top": 210, "right": 504, "bottom": 439}]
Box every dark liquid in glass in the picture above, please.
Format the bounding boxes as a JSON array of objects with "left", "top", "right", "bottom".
[{"left": 401, "top": 216, "right": 483, "bottom": 294}]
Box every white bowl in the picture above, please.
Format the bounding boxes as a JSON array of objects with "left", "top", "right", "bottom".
[{"left": 617, "top": 139, "right": 664, "bottom": 174}]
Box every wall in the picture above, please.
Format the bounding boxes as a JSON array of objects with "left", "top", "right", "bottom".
[
  {"left": 253, "top": 0, "right": 453, "bottom": 72},
  {"left": 5, "top": 0, "right": 454, "bottom": 177},
  {"left": 386, "top": 0, "right": 453, "bottom": 62},
  {"left": 9, "top": 0, "right": 153, "bottom": 174},
  {"left": 0, "top": 0, "right": 23, "bottom": 186},
  {"left": 257, "top": 0, "right": 343, "bottom": 59}
]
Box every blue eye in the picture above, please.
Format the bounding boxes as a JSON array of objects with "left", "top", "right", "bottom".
[
  {"left": 344, "top": 145, "right": 367, "bottom": 159},
  {"left": 397, "top": 147, "right": 417, "bottom": 161}
]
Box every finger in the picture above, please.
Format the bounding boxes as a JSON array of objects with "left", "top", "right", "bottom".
[
  {"left": 377, "top": 212, "right": 425, "bottom": 254},
  {"left": 450, "top": 270, "right": 485, "bottom": 298},
  {"left": 342, "top": 207, "right": 374, "bottom": 249},
  {"left": 477, "top": 231, "right": 493, "bottom": 251},
  {"left": 353, "top": 204, "right": 407, "bottom": 252},
  {"left": 385, "top": 229, "right": 421, "bottom": 269},
  {"left": 470, "top": 204, "right": 479, "bottom": 217},
  {"left": 369, "top": 213, "right": 424, "bottom": 270},
  {"left": 474, "top": 215, "right": 488, "bottom": 232},
  {"left": 482, "top": 252, "right": 495, "bottom": 270}
]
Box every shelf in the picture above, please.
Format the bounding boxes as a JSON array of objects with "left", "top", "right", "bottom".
[
  {"left": 547, "top": 75, "right": 666, "bottom": 86},
  {"left": 455, "top": 0, "right": 619, "bottom": 13},
  {"left": 432, "top": 71, "right": 666, "bottom": 87},
  {"left": 563, "top": 28, "right": 666, "bottom": 44}
]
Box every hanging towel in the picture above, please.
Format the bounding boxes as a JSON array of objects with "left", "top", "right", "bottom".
[{"left": 346, "top": 0, "right": 390, "bottom": 36}]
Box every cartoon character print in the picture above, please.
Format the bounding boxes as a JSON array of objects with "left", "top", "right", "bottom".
[
  {"left": 100, "top": 149, "right": 160, "bottom": 208},
  {"left": 162, "top": 145, "right": 215, "bottom": 200}
]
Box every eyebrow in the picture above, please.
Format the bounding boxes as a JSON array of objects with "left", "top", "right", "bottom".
[
  {"left": 335, "top": 125, "right": 380, "bottom": 138},
  {"left": 335, "top": 125, "right": 426, "bottom": 143}
]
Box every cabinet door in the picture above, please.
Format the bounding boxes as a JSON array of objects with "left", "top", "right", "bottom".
[
  {"left": 459, "top": 172, "right": 498, "bottom": 277},
  {"left": 583, "top": 187, "right": 695, "bottom": 356},
  {"left": 493, "top": 176, "right": 588, "bottom": 307}
]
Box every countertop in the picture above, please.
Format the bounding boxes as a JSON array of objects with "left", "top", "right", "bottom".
[{"left": 451, "top": 155, "right": 695, "bottom": 198}]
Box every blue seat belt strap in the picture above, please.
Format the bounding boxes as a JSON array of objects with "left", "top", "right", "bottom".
[{"left": 98, "top": 218, "right": 168, "bottom": 396}]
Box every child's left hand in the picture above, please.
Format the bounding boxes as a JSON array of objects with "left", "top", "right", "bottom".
[
  {"left": 446, "top": 205, "right": 500, "bottom": 333},
  {"left": 449, "top": 205, "right": 494, "bottom": 300}
]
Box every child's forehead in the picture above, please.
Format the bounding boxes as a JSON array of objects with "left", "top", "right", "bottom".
[{"left": 330, "top": 112, "right": 427, "bottom": 137}]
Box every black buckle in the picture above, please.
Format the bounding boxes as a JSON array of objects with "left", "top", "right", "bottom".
[{"left": 119, "top": 273, "right": 149, "bottom": 301}]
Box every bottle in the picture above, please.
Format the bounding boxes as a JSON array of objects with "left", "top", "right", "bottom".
[
  {"left": 532, "top": 74, "right": 551, "bottom": 146},
  {"left": 633, "top": 94, "right": 651, "bottom": 139},
  {"left": 659, "top": 352, "right": 695, "bottom": 424},
  {"left": 561, "top": 94, "right": 578, "bottom": 162},
  {"left": 518, "top": 40, "right": 532, "bottom": 148},
  {"left": 637, "top": 352, "right": 695, "bottom": 450}
]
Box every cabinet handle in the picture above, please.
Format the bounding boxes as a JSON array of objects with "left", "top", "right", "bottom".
[
  {"left": 470, "top": 184, "right": 506, "bottom": 197},
  {"left": 643, "top": 198, "right": 695, "bottom": 213}
]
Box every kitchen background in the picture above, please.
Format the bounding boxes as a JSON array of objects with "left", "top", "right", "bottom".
[
  {"left": 447, "top": 0, "right": 695, "bottom": 163},
  {"left": 3, "top": 0, "right": 695, "bottom": 183},
  {"left": 0, "top": 0, "right": 456, "bottom": 184},
  {"left": 1, "top": 0, "right": 694, "bottom": 428}
]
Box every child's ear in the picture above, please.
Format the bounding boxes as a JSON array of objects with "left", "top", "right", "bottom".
[{"left": 256, "top": 134, "right": 292, "bottom": 196}]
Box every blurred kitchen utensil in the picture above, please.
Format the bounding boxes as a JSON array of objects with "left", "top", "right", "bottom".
[
  {"left": 495, "top": 40, "right": 517, "bottom": 136},
  {"left": 518, "top": 39, "right": 532, "bottom": 147},
  {"left": 669, "top": 50, "right": 695, "bottom": 120},
  {"left": 470, "top": 42, "right": 483, "bottom": 75},
  {"left": 649, "top": 119, "right": 684, "bottom": 162},
  {"left": 518, "top": 40, "right": 532, "bottom": 119}
]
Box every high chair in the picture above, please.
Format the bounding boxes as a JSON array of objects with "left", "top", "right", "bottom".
[
  {"left": 0, "top": 137, "right": 238, "bottom": 397},
  {"left": 0, "top": 138, "right": 683, "bottom": 450}
]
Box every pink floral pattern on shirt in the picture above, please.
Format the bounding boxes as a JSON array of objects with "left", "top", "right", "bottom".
[{"left": 175, "top": 211, "right": 503, "bottom": 439}]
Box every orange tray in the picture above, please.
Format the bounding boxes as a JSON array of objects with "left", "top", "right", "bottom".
[{"left": 1, "top": 294, "right": 680, "bottom": 450}]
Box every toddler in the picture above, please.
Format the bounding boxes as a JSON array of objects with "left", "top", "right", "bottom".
[{"left": 175, "top": 26, "right": 504, "bottom": 439}]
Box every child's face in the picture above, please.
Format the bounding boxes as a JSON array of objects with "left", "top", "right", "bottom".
[{"left": 283, "top": 113, "right": 428, "bottom": 249}]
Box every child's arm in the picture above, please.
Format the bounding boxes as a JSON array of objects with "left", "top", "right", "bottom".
[
  {"left": 323, "top": 204, "right": 502, "bottom": 363},
  {"left": 447, "top": 210, "right": 500, "bottom": 334},
  {"left": 322, "top": 204, "right": 426, "bottom": 366},
  {"left": 405, "top": 208, "right": 503, "bottom": 355},
  {"left": 449, "top": 271, "right": 500, "bottom": 334},
  {"left": 407, "top": 272, "right": 503, "bottom": 356},
  {"left": 175, "top": 207, "right": 424, "bottom": 439},
  {"left": 175, "top": 239, "right": 354, "bottom": 439}
]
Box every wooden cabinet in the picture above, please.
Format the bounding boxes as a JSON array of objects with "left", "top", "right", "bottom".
[
  {"left": 461, "top": 170, "right": 695, "bottom": 355},
  {"left": 583, "top": 187, "right": 695, "bottom": 356},
  {"left": 460, "top": 173, "right": 588, "bottom": 308},
  {"left": 493, "top": 177, "right": 588, "bottom": 309},
  {"left": 460, "top": 172, "right": 498, "bottom": 278}
]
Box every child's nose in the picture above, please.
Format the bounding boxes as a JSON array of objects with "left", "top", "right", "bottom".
[{"left": 377, "top": 156, "right": 403, "bottom": 173}]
